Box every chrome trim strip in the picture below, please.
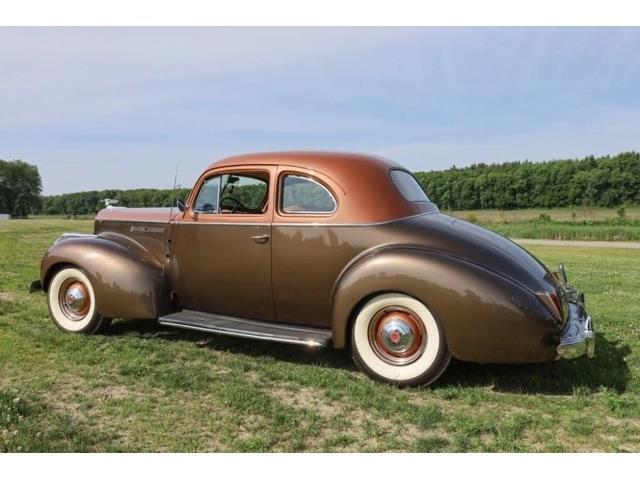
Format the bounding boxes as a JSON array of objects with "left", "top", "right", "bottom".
[
  {"left": 61, "top": 232, "right": 96, "bottom": 238},
  {"left": 97, "top": 212, "right": 433, "bottom": 228},
  {"left": 55, "top": 232, "right": 97, "bottom": 244},
  {"left": 177, "top": 222, "right": 271, "bottom": 227},
  {"left": 130, "top": 225, "right": 165, "bottom": 233},
  {"left": 97, "top": 219, "right": 170, "bottom": 225},
  {"left": 272, "top": 212, "right": 432, "bottom": 227},
  {"left": 158, "top": 320, "right": 326, "bottom": 347}
]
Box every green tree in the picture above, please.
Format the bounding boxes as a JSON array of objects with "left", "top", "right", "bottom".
[
  {"left": 414, "top": 151, "right": 640, "bottom": 210},
  {"left": 0, "top": 159, "right": 42, "bottom": 218}
]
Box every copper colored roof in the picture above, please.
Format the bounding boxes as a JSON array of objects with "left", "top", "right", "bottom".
[
  {"left": 208, "top": 151, "right": 403, "bottom": 174},
  {"left": 98, "top": 151, "right": 436, "bottom": 225},
  {"left": 203, "top": 151, "right": 433, "bottom": 224}
]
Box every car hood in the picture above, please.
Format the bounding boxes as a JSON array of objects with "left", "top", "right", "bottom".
[
  {"left": 403, "top": 213, "right": 554, "bottom": 293},
  {"left": 95, "top": 207, "right": 180, "bottom": 223}
]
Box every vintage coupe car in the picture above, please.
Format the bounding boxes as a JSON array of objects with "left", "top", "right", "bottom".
[{"left": 32, "top": 152, "right": 595, "bottom": 386}]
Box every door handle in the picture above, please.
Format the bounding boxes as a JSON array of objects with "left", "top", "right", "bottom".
[{"left": 251, "top": 234, "right": 270, "bottom": 244}]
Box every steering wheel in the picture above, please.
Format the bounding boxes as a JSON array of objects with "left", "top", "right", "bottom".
[{"left": 220, "top": 196, "right": 248, "bottom": 214}]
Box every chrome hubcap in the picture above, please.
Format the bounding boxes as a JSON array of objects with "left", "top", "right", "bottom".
[
  {"left": 380, "top": 319, "right": 415, "bottom": 353},
  {"left": 368, "top": 307, "right": 426, "bottom": 366},
  {"left": 59, "top": 280, "right": 90, "bottom": 321},
  {"left": 66, "top": 286, "right": 86, "bottom": 311}
]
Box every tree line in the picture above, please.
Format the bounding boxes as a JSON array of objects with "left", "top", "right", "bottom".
[
  {"left": 414, "top": 151, "right": 640, "bottom": 210},
  {"left": 40, "top": 188, "right": 192, "bottom": 216},
  {"left": 3, "top": 151, "right": 639, "bottom": 217}
]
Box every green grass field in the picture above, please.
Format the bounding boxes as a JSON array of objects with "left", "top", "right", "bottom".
[
  {"left": 449, "top": 206, "right": 640, "bottom": 222},
  {"left": 448, "top": 207, "right": 640, "bottom": 241},
  {"left": 478, "top": 220, "right": 640, "bottom": 241},
  {"left": 1, "top": 219, "right": 639, "bottom": 452}
]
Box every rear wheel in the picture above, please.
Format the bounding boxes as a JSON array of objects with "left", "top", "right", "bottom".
[
  {"left": 351, "top": 293, "right": 451, "bottom": 387},
  {"left": 47, "top": 267, "right": 111, "bottom": 334}
]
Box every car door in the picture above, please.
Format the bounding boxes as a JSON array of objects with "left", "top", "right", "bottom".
[
  {"left": 271, "top": 167, "right": 350, "bottom": 328},
  {"left": 169, "top": 166, "right": 276, "bottom": 321}
]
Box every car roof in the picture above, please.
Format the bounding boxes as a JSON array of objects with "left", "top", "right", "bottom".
[
  {"left": 207, "top": 151, "right": 405, "bottom": 174},
  {"left": 202, "top": 151, "right": 433, "bottom": 224}
]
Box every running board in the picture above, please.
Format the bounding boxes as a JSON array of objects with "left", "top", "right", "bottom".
[{"left": 158, "top": 310, "right": 332, "bottom": 347}]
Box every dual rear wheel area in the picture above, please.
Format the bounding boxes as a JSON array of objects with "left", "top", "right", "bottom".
[{"left": 46, "top": 267, "right": 451, "bottom": 386}]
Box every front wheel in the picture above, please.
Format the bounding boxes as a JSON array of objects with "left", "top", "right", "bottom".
[
  {"left": 47, "top": 267, "right": 111, "bottom": 334},
  {"left": 351, "top": 293, "right": 451, "bottom": 387}
]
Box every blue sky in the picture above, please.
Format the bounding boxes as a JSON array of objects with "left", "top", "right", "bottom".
[{"left": 1, "top": 27, "right": 639, "bottom": 195}]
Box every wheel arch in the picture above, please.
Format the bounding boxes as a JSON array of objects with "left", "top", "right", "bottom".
[
  {"left": 42, "top": 261, "right": 76, "bottom": 292},
  {"left": 41, "top": 235, "right": 171, "bottom": 319},
  {"left": 330, "top": 246, "right": 453, "bottom": 349}
]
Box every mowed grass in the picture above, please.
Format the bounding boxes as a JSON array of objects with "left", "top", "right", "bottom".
[
  {"left": 449, "top": 206, "right": 640, "bottom": 223},
  {"left": 1, "top": 219, "right": 639, "bottom": 452},
  {"left": 481, "top": 220, "right": 640, "bottom": 242},
  {"left": 448, "top": 207, "right": 640, "bottom": 241}
]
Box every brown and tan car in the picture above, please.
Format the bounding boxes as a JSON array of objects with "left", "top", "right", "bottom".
[{"left": 32, "top": 151, "right": 595, "bottom": 386}]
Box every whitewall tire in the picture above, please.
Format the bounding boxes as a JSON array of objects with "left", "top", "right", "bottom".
[
  {"left": 351, "top": 293, "right": 451, "bottom": 387},
  {"left": 47, "top": 267, "right": 111, "bottom": 334}
]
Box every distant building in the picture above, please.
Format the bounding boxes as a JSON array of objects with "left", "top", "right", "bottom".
[{"left": 0, "top": 214, "right": 10, "bottom": 221}]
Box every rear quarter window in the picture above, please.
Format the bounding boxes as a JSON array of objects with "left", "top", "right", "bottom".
[
  {"left": 390, "top": 170, "right": 431, "bottom": 202},
  {"left": 281, "top": 174, "right": 336, "bottom": 214}
]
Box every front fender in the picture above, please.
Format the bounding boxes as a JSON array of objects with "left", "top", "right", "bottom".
[
  {"left": 41, "top": 234, "right": 171, "bottom": 319},
  {"left": 331, "top": 246, "right": 561, "bottom": 363}
]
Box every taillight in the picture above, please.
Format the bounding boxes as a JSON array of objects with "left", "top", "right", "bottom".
[{"left": 536, "top": 291, "right": 564, "bottom": 323}]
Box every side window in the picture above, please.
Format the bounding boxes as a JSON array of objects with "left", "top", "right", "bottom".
[
  {"left": 194, "top": 176, "right": 220, "bottom": 213},
  {"left": 194, "top": 172, "right": 269, "bottom": 215},
  {"left": 281, "top": 174, "right": 336, "bottom": 214},
  {"left": 219, "top": 174, "right": 268, "bottom": 214}
]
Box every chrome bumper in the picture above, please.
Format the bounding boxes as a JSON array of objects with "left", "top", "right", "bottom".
[{"left": 556, "top": 278, "right": 595, "bottom": 359}]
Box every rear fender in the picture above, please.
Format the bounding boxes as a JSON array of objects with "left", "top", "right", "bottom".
[
  {"left": 41, "top": 234, "right": 170, "bottom": 319},
  {"left": 331, "top": 247, "right": 560, "bottom": 363}
]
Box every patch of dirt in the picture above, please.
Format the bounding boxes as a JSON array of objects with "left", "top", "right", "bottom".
[
  {"left": 36, "top": 373, "right": 162, "bottom": 448},
  {"left": 604, "top": 415, "right": 640, "bottom": 429},
  {"left": 94, "top": 385, "right": 135, "bottom": 401},
  {"left": 407, "top": 392, "right": 457, "bottom": 413},
  {"left": 0, "top": 292, "right": 20, "bottom": 302},
  {"left": 233, "top": 414, "right": 264, "bottom": 442},
  {"left": 266, "top": 384, "right": 450, "bottom": 451},
  {"left": 269, "top": 386, "right": 339, "bottom": 420},
  {"left": 36, "top": 373, "right": 90, "bottom": 423}
]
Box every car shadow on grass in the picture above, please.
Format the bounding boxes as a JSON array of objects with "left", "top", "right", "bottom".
[
  {"left": 440, "top": 333, "right": 631, "bottom": 394},
  {"left": 108, "top": 318, "right": 356, "bottom": 372},
  {"left": 109, "top": 320, "right": 631, "bottom": 394}
]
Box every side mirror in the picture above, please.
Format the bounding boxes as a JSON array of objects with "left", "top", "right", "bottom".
[{"left": 176, "top": 198, "right": 186, "bottom": 212}]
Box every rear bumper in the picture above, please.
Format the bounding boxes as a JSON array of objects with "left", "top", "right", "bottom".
[
  {"left": 556, "top": 278, "right": 595, "bottom": 359},
  {"left": 557, "top": 302, "right": 595, "bottom": 359}
]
